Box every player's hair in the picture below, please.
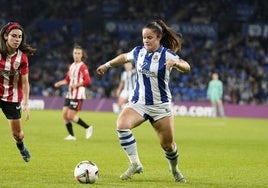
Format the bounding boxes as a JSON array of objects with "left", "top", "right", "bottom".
[
  {"left": 73, "top": 44, "right": 88, "bottom": 61},
  {"left": 0, "top": 22, "right": 36, "bottom": 57},
  {"left": 143, "top": 20, "right": 182, "bottom": 53}
]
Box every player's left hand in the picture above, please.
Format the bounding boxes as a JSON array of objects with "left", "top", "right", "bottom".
[
  {"left": 165, "top": 59, "right": 177, "bottom": 69},
  {"left": 22, "top": 104, "right": 30, "bottom": 121}
]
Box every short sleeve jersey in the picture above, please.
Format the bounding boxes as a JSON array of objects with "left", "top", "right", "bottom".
[
  {"left": 126, "top": 45, "right": 179, "bottom": 105},
  {"left": 65, "top": 62, "right": 91, "bottom": 99},
  {"left": 0, "top": 50, "right": 28, "bottom": 102}
]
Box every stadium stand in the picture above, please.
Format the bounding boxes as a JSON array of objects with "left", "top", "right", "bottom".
[{"left": 1, "top": 0, "right": 267, "bottom": 104}]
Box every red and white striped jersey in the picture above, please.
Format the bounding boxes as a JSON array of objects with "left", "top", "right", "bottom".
[
  {"left": 65, "top": 61, "right": 91, "bottom": 99},
  {"left": 0, "top": 50, "right": 28, "bottom": 102}
]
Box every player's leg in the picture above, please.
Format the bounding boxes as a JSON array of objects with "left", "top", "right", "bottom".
[
  {"left": 152, "top": 116, "right": 186, "bottom": 183},
  {"left": 217, "top": 100, "right": 225, "bottom": 117},
  {"left": 63, "top": 105, "right": 76, "bottom": 140},
  {"left": 62, "top": 99, "right": 76, "bottom": 140},
  {"left": 68, "top": 100, "right": 93, "bottom": 139},
  {"left": 211, "top": 101, "right": 217, "bottom": 117},
  {"left": 117, "top": 96, "right": 127, "bottom": 112},
  {"left": 118, "top": 90, "right": 128, "bottom": 113},
  {"left": 2, "top": 101, "right": 30, "bottom": 162},
  {"left": 117, "top": 106, "right": 144, "bottom": 180},
  {"left": 9, "top": 119, "right": 31, "bottom": 162}
]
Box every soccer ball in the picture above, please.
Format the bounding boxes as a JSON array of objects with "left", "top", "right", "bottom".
[{"left": 74, "top": 160, "right": 99, "bottom": 184}]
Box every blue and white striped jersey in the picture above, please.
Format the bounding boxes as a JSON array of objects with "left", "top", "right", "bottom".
[{"left": 126, "top": 45, "right": 179, "bottom": 105}]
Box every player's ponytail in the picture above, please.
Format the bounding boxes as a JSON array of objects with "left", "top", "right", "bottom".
[{"left": 156, "top": 20, "right": 182, "bottom": 53}]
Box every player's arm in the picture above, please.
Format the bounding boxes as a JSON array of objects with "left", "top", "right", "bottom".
[
  {"left": 21, "top": 74, "right": 30, "bottom": 121},
  {"left": 81, "top": 66, "right": 91, "bottom": 86},
  {"left": 54, "top": 69, "right": 70, "bottom": 87},
  {"left": 219, "top": 81, "right": 223, "bottom": 97},
  {"left": 165, "top": 52, "right": 190, "bottom": 73},
  {"left": 116, "top": 81, "right": 124, "bottom": 97},
  {"left": 173, "top": 59, "right": 190, "bottom": 72},
  {"left": 166, "top": 58, "right": 190, "bottom": 72},
  {"left": 207, "top": 82, "right": 212, "bottom": 100},
  {"left": 54, "top": 79, "right": 68, "bottom": 87},
  {"left": 96, "top": 53, "right": 130, "bottom": 75},
  {"left": 55, "top": 65, "right": 71, "bottom": 87},
  {"left": 72, "top": 65, "right": 91, "bottom": 89}
]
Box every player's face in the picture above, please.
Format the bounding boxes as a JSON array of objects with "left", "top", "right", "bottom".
[
  {"left": 142, "top": 28, "right": 161, "bottom": 52},
  {"left": 212, "top": 73, "right": 218, "bottom": 80},
  {"left": 5, "top": 29, "right": 22, "bottom": 50},
  {"left": 73, "top": 48, "right": 83, "bottom": 62}
]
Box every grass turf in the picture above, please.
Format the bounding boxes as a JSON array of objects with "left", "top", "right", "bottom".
[{"left": 0, "top": 110, "right": 267, "bottom": 188}]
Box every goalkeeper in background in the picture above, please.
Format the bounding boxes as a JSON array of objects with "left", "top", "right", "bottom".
[{"left": 207, "top": 73, "right": 225, "bottom": 117}]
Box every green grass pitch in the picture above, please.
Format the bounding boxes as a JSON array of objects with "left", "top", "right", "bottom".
[{"left": 0, "top": 110, "right": 267, "bottom": 188}]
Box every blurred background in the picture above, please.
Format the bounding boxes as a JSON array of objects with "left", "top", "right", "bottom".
[{"left": 1, "top": 0, "right": 268, "bottom": 105}]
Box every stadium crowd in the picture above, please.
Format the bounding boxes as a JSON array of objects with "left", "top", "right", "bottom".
[{"left": 1, "top": 0, "right": 268, "bottom": 104}]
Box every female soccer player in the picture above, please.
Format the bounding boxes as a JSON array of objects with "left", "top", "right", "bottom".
[
  {"left": 54, "top": 45, "right": 93, "bottom": 140},
  {"left": 0, "top": 22, "right": 36, "bottom": 162},
  {"left": 97, "top": 20, "right": 190, "bottom": 183},
  {"left": 207, "top": 73, "right": 225, "bottom": 117}
]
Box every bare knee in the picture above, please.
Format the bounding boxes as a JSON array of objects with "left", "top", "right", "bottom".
[
  {"left": 161, "top": 142, "right": 176, "bottom": 152},
  {"left": 116, "top": 120, "right": 131, "bottom": 130},
  {"left": 116, "top": 116, "right": 133, "bottom": 130},
  {"left": 116, "top": 108, "right": 143, "bottom": 130},
  {"left": 12, "top": 130, "right": 24, "bottom": 143},
  {"left": 66, "top": 113, "right": 76, "bottom": 122},
  {"left": 63, "top": 114, "right": 68, "bottom": 121},
  {"left": 9, "top": 120, "right": 24, "bottom": 143}
]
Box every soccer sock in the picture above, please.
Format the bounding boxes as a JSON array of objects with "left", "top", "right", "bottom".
[
  {"left": 164, "top": 144, "right": 179, "bottom": 172},
  {"left": 66, "top": 122, "right": 74, "bottom": 136},
  {"left": 117, "top": 129, "right": 141, "bottom": 165},
  {"left": 74, "top": 117, "right": 90, "bottom": 129},
  {"left": 16, "top": 142, "right": 25, "bottom": 151}
]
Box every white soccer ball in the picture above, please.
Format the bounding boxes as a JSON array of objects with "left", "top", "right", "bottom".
[{"left": 74, "top": 160, "right": 99, "bottom": 184}]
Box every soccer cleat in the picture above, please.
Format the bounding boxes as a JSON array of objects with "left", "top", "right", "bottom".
[
  {"left": 20, "top": 146, "right": 31, "bottom": 162},
  {"left": 86, "top": 126, "right": 93, "bottom": 139},
  {"left": 64, "top": 135, "right": 76, "bottom": 141},
  {"left": 120, "top": 163, "right": 143, "bottom": 180},
  {"left": 172, "top": 169, "right": 187, "bottom": 183}
]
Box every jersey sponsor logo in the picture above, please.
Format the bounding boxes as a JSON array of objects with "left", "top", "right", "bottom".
[
  {"left": 138, "top": 61, "right": 156, "bottom": 78},
  {"left": 138, "top": 68, "right": 156, "bottom": 77},
  {"left": 0, "top": 70, "right": 19, "bottom": 76},
  {"left": 140, "top": 60, "right": 147, "bottom": 69}
]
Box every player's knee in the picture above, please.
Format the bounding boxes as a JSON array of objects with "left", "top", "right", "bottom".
[
  {"left": 12, "top": 131, "right": 24, "bottom": 142},
  {"left": 63, "top": 114, "right": 68, "bottom": 120},
  {"left": 66, "top": 115, "right": 74, "bottom": 122},
  {"left": 117, "top": 123, "right": 131, "bottom": 130},
  {"left": 116, "top": 117, "right": 131, "bottom": 129},
  {"left": 162, "top": 143, "right": 173, "bottom": 152}
]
